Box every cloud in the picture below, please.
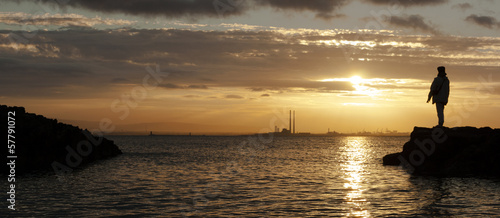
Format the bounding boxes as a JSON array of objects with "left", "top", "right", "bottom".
[
  {"left": 465, "top": 14, "right": 500, "bottom": 29},
  {"left": 364, "top": 0, "right": 448, "bottom": 6},
  {"left": 386, "top": 15, "right": 440, "bottom": 35},
  {"left": 256, "top": 0, "right": 349, "bottom": 20},
  {"left": 243, "top": 80, "right": 355, "bottom": 93},
  {"left": 0, "top": 55, "right": 100, "bottom": 98},
  {"left": 250, "top": 87, "right": 266, "bottom": 92},
  {"left": 257, "top": 0, "right": 347, "bottom": 12},
  {"left": 184, "top": 95, "right": 202, "bottom": 98},
  {"left": 315, "top": 13, "right": 346, "bottom": 21},
  {"left": 452, "top": 3, "right": 472, "bottom": 11},
  {"left": 160, "top": 83, "right": 182, "bottom": 89},
  {"left": 1, "top": 27, "right": 499, "bottom": 100},
  {"left": 111, "top": 78, "right": 131, "bottom": 83},
  {"left": 11, "top": 0, "right": 349, "bottom": 20},
  {"left": 17, "top": 0, "right": 248, "bottom": 18},
  {"left": 225, "top": 94, "right": 244, "bottom": 99},
  {"left": 188, "top": 84, "right": 208, "bottom": 89},
  {"left": 0, "top": 12, "right": 135, "bottom": 27},
  {"left": 160, "top": 83, "right": 208, "bottom": 89},
  {"left": 261, "top": 94, "right": 270, "bottom": 97}
]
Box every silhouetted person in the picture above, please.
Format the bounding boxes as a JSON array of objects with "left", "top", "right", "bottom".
[{"left": 427, "top": 66, "right": 450, "bottom": 127}]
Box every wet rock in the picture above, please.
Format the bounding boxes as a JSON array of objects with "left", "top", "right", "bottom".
[
  {"left": 383, "top": 126, "right": 500, "bottom": 177},
  {"left": 1, "top": 105, "right": 122, "bottom": 174}
]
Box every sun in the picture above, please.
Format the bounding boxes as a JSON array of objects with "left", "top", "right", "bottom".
[{"left": 349, "top": 76, "right": 363, "bottom": 85}]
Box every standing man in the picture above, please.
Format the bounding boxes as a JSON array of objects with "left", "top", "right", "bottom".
[{"left": 427, "top": 66, "right": 450, "bottom": 127}]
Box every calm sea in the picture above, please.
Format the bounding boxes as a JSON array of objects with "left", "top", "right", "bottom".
[{"left": 3, "top": 135, "right": 500, "bottom": 217}]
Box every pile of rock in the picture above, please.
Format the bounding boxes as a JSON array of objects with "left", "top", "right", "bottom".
[
  {"left": 383, "top": 126, "right": 500, "bottom": 177},
  {"left": 1, "top": 105, "right": 122, "bottom": 174}
]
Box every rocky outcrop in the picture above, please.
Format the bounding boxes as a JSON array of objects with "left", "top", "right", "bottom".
[
  {"left": 1, "top": 105, "right": 122, "bottom": 174},
  {"left": 383, "top": 126, "right": 500, "bottom": 176}
]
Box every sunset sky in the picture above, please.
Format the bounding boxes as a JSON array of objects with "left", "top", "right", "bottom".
[{"left": 1, "top": 0, "right": 499, "bottom": 134}]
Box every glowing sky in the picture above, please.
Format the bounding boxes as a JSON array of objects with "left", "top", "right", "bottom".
[{"left": 1, "top": 0, "right": 500, "bottom": 134}]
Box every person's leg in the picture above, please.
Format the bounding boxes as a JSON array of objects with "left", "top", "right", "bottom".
[{"left": 436, "top": 103, "right": 444, "bottom": 126}]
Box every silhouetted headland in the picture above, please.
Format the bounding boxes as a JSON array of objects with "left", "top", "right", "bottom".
[
  {"left": 383, "top": 126, "right": 500, "bottom": 177},
  {"left": 1, "top": 105, "right": 122, "bottom": 174}
]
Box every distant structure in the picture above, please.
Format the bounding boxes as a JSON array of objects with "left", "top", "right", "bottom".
[
  {"left": 281, "top": 128, "right": 291, "bottom": 134},
  {"left": 268, "top": 109, "right": 314, "bottom": 136},
  {"left": 266, "top": 114, "right": 408, "bottom": 136},
  {"left": 327, "top": 128, "right": 340, "bottom": 135},
  {"left": 288, "top": 110, "right": 296, "bottom": 134},
  {"left": 279, "top": 110, "right": 296, "bottom": 135}
]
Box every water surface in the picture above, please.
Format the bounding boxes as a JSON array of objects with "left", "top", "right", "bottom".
[{"left": 3, "top": 136, "right": 500, "bottom": 217}]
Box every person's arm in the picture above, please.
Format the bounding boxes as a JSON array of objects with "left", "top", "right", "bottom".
[{"left": 427, "top": 78, "right": 438, "bottom": 103}]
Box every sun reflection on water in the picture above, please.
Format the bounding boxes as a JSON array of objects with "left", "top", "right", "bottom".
[{"left": 341, "top": 137, "right": 371, "bottom": 217}]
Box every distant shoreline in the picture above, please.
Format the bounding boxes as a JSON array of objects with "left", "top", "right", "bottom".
[{"left": 104, "top": 132, "right": 410, "bottom": 137}]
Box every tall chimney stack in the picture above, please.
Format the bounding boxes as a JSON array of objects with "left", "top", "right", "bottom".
[
  {"left": 293, "top": 110, "right": 295, "bottom": 134},
  {"left": 289, "top": 110, "right": 291, "bottom": 133}
]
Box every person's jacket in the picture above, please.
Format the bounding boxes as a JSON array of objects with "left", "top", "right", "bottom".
[{"left": 429, "top": 76, "right": 450, "bottom": 105}]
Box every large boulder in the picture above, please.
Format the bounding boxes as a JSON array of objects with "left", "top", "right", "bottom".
[
  {"left": 383, "top": 126, "right": 500, "bottom": 176},
  {"left": 1, "top": 105, "right": 122, "bottom": 174}
]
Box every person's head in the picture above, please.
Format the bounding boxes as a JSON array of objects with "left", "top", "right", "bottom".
[{"left": 437, "top": 66, "right": 446, "bottom": 77}]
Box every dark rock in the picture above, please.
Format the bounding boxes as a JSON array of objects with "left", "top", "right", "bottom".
[
  {"left": 382, "top": 153, "right": 402, "bottom": 166},
  {"left": 383, "top": 126, "right": 500, "bottom": 177},
  {"left": 1, "top": 105, "right": 122, "bottom": 174}
]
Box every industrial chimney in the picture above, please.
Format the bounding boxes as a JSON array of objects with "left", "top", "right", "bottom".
[{"left": 293, "top": 110, "right": 295, "bottom": 134}]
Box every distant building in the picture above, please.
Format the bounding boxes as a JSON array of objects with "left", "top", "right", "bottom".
[{"left": 281, "top": 128, "right": 291, "bottom": 134}]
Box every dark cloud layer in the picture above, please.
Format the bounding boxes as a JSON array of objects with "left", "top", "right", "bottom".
[
  {"left": 10, "top": 0, "right": 247, "bottom": 18},
  {"left": 387, "top": 15, "right": 440, "bottom": 35},
  {"left": 365, "top": 0, "right": 448, "bottom": 6},
  {"left": 257, "top": 0, "right": 348, "bottom": 20},
  {"left": 0, "top": 27, "right": 498, "bottom": 99},
  {"left": 12, "top": 0, "right": 349, "bottom": 19},
  {"left": 259, "top": 0, "right": 347, "bottom": 13},
  {"left": 466, "top": 14, "right": 500, "bottom": 29}
]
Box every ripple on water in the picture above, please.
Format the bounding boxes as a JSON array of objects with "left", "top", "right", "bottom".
[{"left": 2, "top": 136, "right": 500, "bottom": 217}]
